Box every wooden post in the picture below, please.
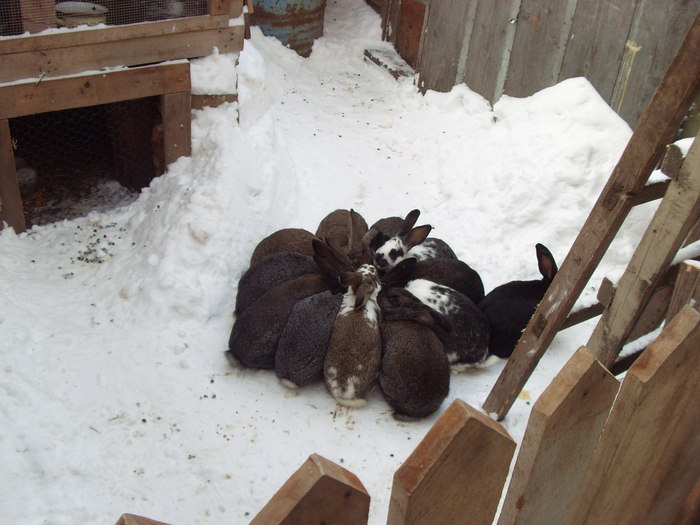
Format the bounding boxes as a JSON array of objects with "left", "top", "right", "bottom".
[
  {"left": 161, "top": 92, "right": 192, "bottom": 167},
  {"left": 19, "top": 0, "right": 56, "bottom": 33},
  {"left": 0, "top": 119, "right": 26, "bottom": 233},
  {"left": 587, "top": 129, "right": 700, "bottom": 367},
  {"left": 665, "top": 260, "right": 700, "bottom": 324},
  {"left": 387, "top": 399, "right": 516, "bottom": 525},
  {"left": 497, "top": 347, "right": 619, "bottom": 525},
  {"left": 249, "top": 454, "right": 370, "bottom": 525},
  {"left": 114, "top": 514, "right": 171, "bottom": 525},
  {"left": 566, "top": 306, "right": 700, "bottom": 525},
  {"left": 483, "top": 10, "right": 700, "bottom": 420}
]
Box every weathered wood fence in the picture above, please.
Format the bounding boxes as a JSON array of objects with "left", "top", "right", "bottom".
[
  {"left": 118, "top": 293, "right": 700, "bottom": 525},
  {"left": 386, "top": 0, "right": 700, "bottom": 129}
]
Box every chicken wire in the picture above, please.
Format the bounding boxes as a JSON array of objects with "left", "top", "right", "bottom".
[
  {"left": 0, "top": 1, "right": 209, "bottom": 36},
  {"left": 10, "top": 97, "right": 162, "bottom": 226}
]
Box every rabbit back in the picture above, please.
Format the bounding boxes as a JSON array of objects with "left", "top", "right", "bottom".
[
  {"left": 275, "top": 290, "right": 342, "bottom": 387},
  {"left": 408, "top": 237, "right": 457, "bottom": 262},
  {"left": 250, "top": 228, "right": 319, "bottom": 266},
  {"left": 408, "top": 258, "right": 485, "bottom": 304}
]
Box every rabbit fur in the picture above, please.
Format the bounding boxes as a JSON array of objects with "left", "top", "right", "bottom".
[
  {"left": 479, "top": 243, "right": 558, "bottom": 358},
  {"left": 316, "top": 209, "right": 374, "bottom": 269},
  {"left": 397, "top": 257, "right": 485, "bottom": 304},
  {"left": 378, "top": 287, "right": 450, "bottom": 420},
  {"left": 324, "top": 264, "right": 383, "bottom": 408},
  {"left": 250, "top": 228, "right": 320, "bottom": 267},
  {"left": 234, "top": 251, "right": 319, "bottom": 316}
]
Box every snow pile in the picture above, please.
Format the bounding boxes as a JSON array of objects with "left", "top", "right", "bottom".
[{"left": 0, "top": 1, "right": 657, "bottom": 524}]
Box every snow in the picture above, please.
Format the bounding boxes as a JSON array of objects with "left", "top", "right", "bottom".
[{"left": 0, "top": 1, "right": 668, "bottom": 523}]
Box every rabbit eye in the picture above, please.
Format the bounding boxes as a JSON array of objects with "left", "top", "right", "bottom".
[{"left": 389, "top": 248, "right": 403, "bottom": 260}]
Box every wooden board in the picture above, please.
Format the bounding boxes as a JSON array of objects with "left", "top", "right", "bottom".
[
  {"left": 504, "top": 0, "right": 577, "bottom": 98},
  {"left": 114, "top": 514, "right": 171, "bottom": 525},
  {"left": 394, "top": 0, "right": 427, "bottom": 69},
  {"left": 387, "top": 399, "right": 516, "bottom": 525},
  {"left": 665, "top": 260, "right": 700, "bottom": 323},
  {"left": 558, "top": 0, "right": 637, "bottom": 103},
  {"left": 462, "top": 0, "right": 520, "bottom": 102},
  {"left": 19, "top": 0, "right": 56, "bottom": 33},
  {"left": 613, "top": 0, "right": 700, "bottom": 128},
  {"left": 417, "top": 0, "right": 473, "bottom": 93},
  {"left": 0, "top": 62, "right": 191, "bottom": 120},
  {"left": 586, "top": 129, "right": 700, "bottom": 367},
  {"left": 497, "top": 347, "right": 619, "bottom": 525},
  {"left": 249, "top": 454, "right": 370, "bottom": 525},
  {"left": 0, "top": 118, "right": 26, "bottom": 232},
  {"left": 565, "top": 306, "right": 700, "bottom": 525},
  {"left": 162, "top": 92, "right": 193, "bottom": 165},
  {"left": 0, "top": 26, "right": 243, "bottom": 84},
  {"left": 483, "top": 11, "right": 700, "bottom": 420}
]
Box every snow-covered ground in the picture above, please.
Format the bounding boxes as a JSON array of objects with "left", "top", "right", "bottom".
[{"left": 0, "top": 1, "right": 663, "bottom": 523}]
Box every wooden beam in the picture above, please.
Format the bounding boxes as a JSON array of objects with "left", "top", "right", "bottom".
[
  {"left": 0, "top": 119, "right": 26, "bottom": 233},
  {"left": 249, "top": 454, "right": 370, "bottom": 525},
  {"left": 665, "top": 260, "right": 700, "bottom": 323},
  {"left": 161, "top": 92, "right": 192, "bottom": 165},
  {"left": 19, "top": 0, "right": 56, "bottom": 34},
  {"left": 387, "top": 399, "right": 515, "bottom": 525},
  {"left": 0, "top": 25, "right": 242, "bottom": 85},
  {"left": 483, "top": 11, "right": 700, "bottom": 420},
  {"left": 587, "top": 130, "right": 700, "bottom": 367},
  {"left": 566, "top": 306, "right": 700, "bottom": 525},
  {"left": 0, "top": 62, "right": 191, "bottom": 120},
  {"left": 497, "top": 347, "right": 619, "bottom": 525}
]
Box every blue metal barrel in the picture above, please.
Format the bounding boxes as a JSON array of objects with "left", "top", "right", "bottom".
[{"left": 252, "top": 0, "right": 326, "bottom": 57}]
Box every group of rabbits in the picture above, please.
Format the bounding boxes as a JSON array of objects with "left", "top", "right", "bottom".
[{"left": 227, "top": 209, "right": 558, "bottom": 420}]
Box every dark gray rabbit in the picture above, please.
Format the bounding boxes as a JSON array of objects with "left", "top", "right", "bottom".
[
  {"left": 324, "top": 264, "right": 383, "bottom": 407},
  {"left": 378, "top": 287, "right": 450, "bottom": 420},
  {"left": 275, "top": 290, "right": 343, "bottom": 388},
  {"left": 249, "top": 228, "right": 320, "bottom": 267},
  {"left": 234, "top": 251, "right": 319, "bottom": 316},
  {"left": 383, "top": 261, "right": 491, "bottom": 368},
  {"left": 479, "top": 243, "right": 558, "bottom": 358},
  {"left": 402, "top": 257, "right": 485, "bottom": 304}
]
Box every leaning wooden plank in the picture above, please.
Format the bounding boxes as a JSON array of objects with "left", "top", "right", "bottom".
[
  {"left": 670, "top": 478, "right": 700, "bottom": 525},
  {"left": 497, "top": 347, "right": 619, "bottom": 525},
  {"left": 665, "top": 260, "right": 700, "bottom": 323},
  {"left": 387, "top": 399, "right": 516, "bottom": 525},
  {"left": 565, "top": 306, "right": 700, "bottom": 525},
  {"left": 114, "top": 514, "right": 171, "bottom": 525},
  {"left": 0, "top": 26, "right": 243, "bottom": 84},
  {"left": 0, "top": 119, "right": 26, "bottom": 233},
  {"left": 249, "top": 454, "right": 370, "bottom": 525},
  {"left": 0, "top": 62, "right": 191, "bottom": 120},
  {"left": 587, "top": 129, "right": 700, "bottom": 367},
  {"left": 482, "top": 11, "right": 700, "bottom": 420}
]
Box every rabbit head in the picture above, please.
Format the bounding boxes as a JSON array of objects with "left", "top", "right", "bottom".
[{"left": 371, "top": 209, "right": 432, "bottom": 273}]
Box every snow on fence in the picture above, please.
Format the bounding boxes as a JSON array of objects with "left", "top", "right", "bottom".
[{"left": 116, "top": 296, "right": 700, "bottom": 525}]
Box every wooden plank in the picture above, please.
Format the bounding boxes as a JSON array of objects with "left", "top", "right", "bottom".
[
  {"left": 0, "top": 62, "right": 191, "bottom": 120},
  {"left": 19, "top": 0, "right": 56, "bottom": 33},
  {"left": 503, "top": 0, "right": 577, "bottom": 98},
  {"left": 670, "top": 478, "right": 700, "bottom": 525},
  {"left": 387, "top": 399, "right": 515, "bottom": 525},
  {"left": 162, "top": 91, "right": 192, "bottom": 165},
  {"left": 497, "top": 347, "right": 619, "bottom": 525},
  {"left": 565, "top": 306, "right": 700, "bottom": 525},
  {"left": 0, "top": 119, "right": 26, "bottom": 233},
  {"left": 394, "top": 0, "right": 427, "bottom": 69},
  {"left": 665, "top": 260, "right": 700, "bottom": 323},
  {"left": 417, "top": 0, "right": 473, "bottom": 93},
  {"left": 613, "top": 0, "right": 700, "bottom": 128},
  {"left": 0, "top": 15, "right": 232, "bottom": 54},
  {"left": 462, "top": 0, "right": 520, "bottom": 103},
  {"left": 115, "top": 514, "right": 171, "bottom": 525},
  {"left": 0, "top": 25, "right": 243, "bottom": 84},
  {"left": 249, "top": 454, "right": 370, "bottom": 525},
  {"left": 586, "top": 130, "right": 700, "bottom": 367},
  {"left": 483, "top": 11, "right": 700, "bottom": 420},
  {"left": 558, "top": 0, "right": 637, "bottom": 103}
]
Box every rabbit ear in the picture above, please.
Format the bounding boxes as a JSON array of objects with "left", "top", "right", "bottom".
[
  {"left": 340, "top": 271, "right": 363, "bottom": 291},
  {"left": 398, "top": 209, "right": 421, "bottom": 236},
  {"left": 381, "top": 257, "right": 417, "bottom": 287},
  {"left": 346, "top": 209, "right": 371, "bottom": 265},
  {"left": 369, "top": 230, "right": 389, "bottom": 254},
  {"left": 416, "top": 306, "right": 452, "bottom": 333},
  {"left": 403, "top": 224, "right": 432, "bottom": 248},
  {"left": 535, "top": 243, "right": 558, "bottom": 282},
  {"left": 313, "top": 238, "right": 353, "bottom": 277}
]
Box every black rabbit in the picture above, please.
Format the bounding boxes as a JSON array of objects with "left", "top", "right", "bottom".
[{"left": 479, "top": 243, "right": 558, "bottom": 358}]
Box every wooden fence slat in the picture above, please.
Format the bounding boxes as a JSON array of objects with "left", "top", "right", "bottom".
[
  {"left": 670, "top": 478, "right": 700, "bottom": 525},
  {"left": 0, "top": 118, "right": 26, "bottom": 233},
  {"left": 503, "top": 0, "right": 577, "bottom": 98},
  {"left": 497, "top": 347, "right": 619, "bottom": 525},
  {"left": 482, "top": 11, "right": 700, "bottom": 420},
  {"left": 417, "top": 0, "right": 474, "bottom": 93},
  {"left": 612, "top": 0, "right": 700, "bottom": 128},
  {"left": 387, "top": 399, "right": 515, "bottom": 525},
  {"left": 249, "top": 454, "right": 370, "bottom": 525},
  {"left": 162, "top": 92, "right": 193, "bottom": 166},
  {"left": 558, "top": 0, "right": 637, "bottom": 103},
  {"left": 461, "top": 0, "right": 520, "bottom": 102},
  {"left": 665, "top": 260, "right": 700, "bottom": 324},
  {"left": 114, "top": 514, "right": 171, "bottom": 525},
  {"left": 565, "top": 306, "right": 700, "bottom": 525},
  {"left": 587, "top": 129, "right": 700, "bottom": 367}
]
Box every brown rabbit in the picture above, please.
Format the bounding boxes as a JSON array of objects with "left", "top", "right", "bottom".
[
  {"left": 316, "top": 208, "right": 374, "bottom": 268},
  {"left": 324, "top": 264, "right": 382, "bottom": 408},
  {"left": 249, "top": 228, "right": 320, "bottom": 267}
]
